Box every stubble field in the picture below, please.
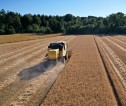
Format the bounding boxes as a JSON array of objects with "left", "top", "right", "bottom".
[{"left": 0, "top": 34, "right": 126, "bottom": 106}]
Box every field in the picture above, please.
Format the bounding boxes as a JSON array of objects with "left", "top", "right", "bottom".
[
  {"left": 0, "top": 34, "right": 126, "bottom": 106},
  {"left": 0, "top": 33, "right": 62, "bottom": 44}
]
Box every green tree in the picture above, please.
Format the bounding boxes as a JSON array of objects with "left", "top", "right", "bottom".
[
  {"left": 21, "top": 14, "right": 33, "bottom": 32},
  {"left": 33, "top": 15, "right": 41, "bottom": 26},
  {"left": 0, "top": 9, "right": 6, "bottom": 34},
  {"left": 32, "top": 24, "right": 41, "bottom": 33},
  {"left": 5, "top": 26, "right": 15, "bottom": 34},
  {"left": 64, "top": 14, "right": 74, "bottom": 22}
]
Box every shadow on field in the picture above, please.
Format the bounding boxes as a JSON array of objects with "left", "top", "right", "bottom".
[
  {"left": 18, "top": 60, "right": 56, "bottom": 80},
  {"left": 97, "top": 34, "right": 126, "bottom": 37}
]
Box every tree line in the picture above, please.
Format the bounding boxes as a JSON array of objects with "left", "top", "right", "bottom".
[{"left": 0, "top": 9, "right": 126, "bottom": 35}]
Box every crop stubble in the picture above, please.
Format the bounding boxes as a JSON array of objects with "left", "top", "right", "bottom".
[
  {"left": 0, "top": 33, "right": 62, "bottom": 44},
  {"left": 1, "top": 35, "right": 126, "bottom": 106},
  {"left": 0, "top": 35, "right": 76, "bottom": 106},
  {"left": 95, "top": 36, "right": 126, "bottom": 105},
  {"left": 42, "top": 35, "right": 117, "bottom": 106}
]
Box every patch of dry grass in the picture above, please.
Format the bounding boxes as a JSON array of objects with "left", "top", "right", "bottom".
[{"left": 0, "top": 33, "right": 62, "bottom": 44}]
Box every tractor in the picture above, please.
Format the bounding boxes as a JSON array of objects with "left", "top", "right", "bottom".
[{"left": 46, "top": 41, "right": 72, "bottom": 64}]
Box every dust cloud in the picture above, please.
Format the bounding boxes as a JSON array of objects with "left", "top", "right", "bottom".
[{"left": 18, "top": 60, "right": 65, "bottom": 80}]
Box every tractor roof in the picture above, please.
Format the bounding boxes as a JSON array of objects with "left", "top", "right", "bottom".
[
  {"left": 57, "top": 41, "right": 66, "bottom": 44},
  {"left": 51, "top": 41, "right": 66, "bottom": 44}
]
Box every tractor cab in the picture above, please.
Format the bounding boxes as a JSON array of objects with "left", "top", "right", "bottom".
[
  {"left": 48, "top": 41, "right": 67, "bottom": 51},
  {"left": 47, "top": 41, "right": 68, "bottom": 61}
]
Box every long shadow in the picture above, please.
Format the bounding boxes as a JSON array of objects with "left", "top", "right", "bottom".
[
  {"left": 18, "top": 60, "right": 56, "bottom": 80},
  {"left": 97, "top": 34, "right": 126, "bottom": 37}
]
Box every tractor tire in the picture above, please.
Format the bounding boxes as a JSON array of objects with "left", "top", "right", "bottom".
[
  {"left": 65, "top": 52, "right": 69, "bottom": 60},
  {"left": 55, "top": 59, "right": 58, "bottom": 64},
  {"left": 63, "top": 57, "right": 66, "bottom": 64},
  {"left": 61, "top": 57, "right": 65, "bottom": 64}
]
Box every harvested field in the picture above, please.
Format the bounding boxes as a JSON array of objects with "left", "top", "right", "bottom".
[
  {"left": 95, "top": 36, "right": 126, "bottom": 105},
  {"left": 0, "top": 35, "right": 76, "bottom": 106},
  {"left": 41, "top": 35, "right": 117, "bottom": 106},
  {"left": 113, "top": 35, "right": 126, "bottom": 43},
  {"left": 1, "top": 34, "right": 126, "bottom": 106},
  {"left": 0, "top": 33, "right": 62, "bottom": 44}
]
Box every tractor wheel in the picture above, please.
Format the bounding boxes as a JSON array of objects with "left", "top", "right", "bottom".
[
  {"left": 55, "top": 59, "right": 58, "bottom": 64},
  {"left": 62, "top": 57, "right": 65, "bottom": 64},
  {"left": 65, "top": 52, "right": 68, "bottom": 60}
]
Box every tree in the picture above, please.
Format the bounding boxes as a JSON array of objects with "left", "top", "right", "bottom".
[
  {"left": 0, "top": 9, "right": 6, "bottom": 34},
  {"left": 64, "top": 14, "right": 74, "bottom": 22},
  {"left": 21, "top": 14, "right": 33, "bottom": 32},
  {"left": 44, "top": 27, "right": 52, "bottom": 34},
  {"left": 32, "top": 24, "right": 41, "bottom": 33},
  {"left": 5, "top": 26, "right": 15, "bottom": 34},
  {"left": 0, "top": 25, "right": 5, "bottom": 34},
  {"left": 33, "top": 15, "right": 41, "bottom": 25},
  {"left": 49, "top": 17, "right": 61, "bottom": 33},
  {"left": 0, "top": 9, "right": 126, "bottom": 35}
]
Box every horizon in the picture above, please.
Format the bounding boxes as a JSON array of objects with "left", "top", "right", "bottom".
[{"left": 0, "top": 0, "right": 126, "bottom": 17}]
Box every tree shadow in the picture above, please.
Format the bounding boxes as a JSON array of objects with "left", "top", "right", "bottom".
[
  {"left": 97, "top": 34, "right": 126, "bottom": 37},
  {"left": 18, "top": 60, "right": 56, "bottom": 80}
]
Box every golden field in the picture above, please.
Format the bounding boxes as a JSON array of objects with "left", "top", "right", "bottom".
[{"left": 0, "top": 33, "right": 62, "bottom": 44}]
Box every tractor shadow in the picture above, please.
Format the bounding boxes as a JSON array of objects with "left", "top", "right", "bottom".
[{"left": 18, "top": 60, "right": 56, "bottom": 80}]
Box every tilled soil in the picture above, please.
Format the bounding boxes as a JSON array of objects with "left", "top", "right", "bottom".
[
  {"left": 41, "top": 35, "right": 117, "bottom": 106},
  {"left": 0, "top": 35, "right": 76, "bottom": 106}
]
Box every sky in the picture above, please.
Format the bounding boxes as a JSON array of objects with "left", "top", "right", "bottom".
[{"left": 0, "top": 0, "right": 126, "bottom": 17}]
